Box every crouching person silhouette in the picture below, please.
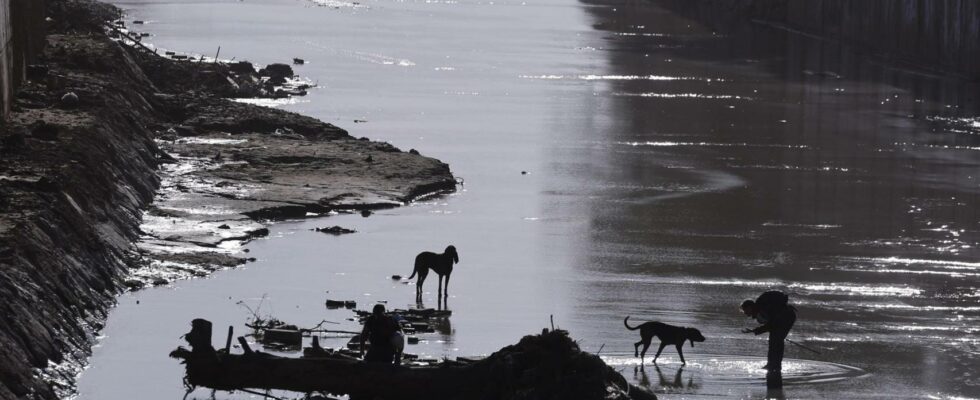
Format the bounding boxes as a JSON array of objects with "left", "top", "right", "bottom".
[
  {"left": 360, "top": 304, "right": 403, "bottom": 365},
  {"left": 740, "top": 290, "right": 797, "bottom": 372}
]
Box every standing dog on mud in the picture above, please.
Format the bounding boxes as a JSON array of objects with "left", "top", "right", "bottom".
[
  {"left": 624, "top": 316, "right": 705, "bottom": 365},
  {"left": 409, "top": 245, "right": 459, "bottom": 302}
]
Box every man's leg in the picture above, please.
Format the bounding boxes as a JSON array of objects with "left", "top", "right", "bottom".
[
  {"left": 767, "top": 308, "right": 796, "bottom": 371},
  {"left": 767, "top": 328, "right": 788, "bottom": 371},
  {"left": 381, "top": 346, "right": 395, "bottom": 364}
]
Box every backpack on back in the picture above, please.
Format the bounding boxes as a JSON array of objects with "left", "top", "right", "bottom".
[{"left": 756, "top": 290, "right": 789, "bottom": 313}]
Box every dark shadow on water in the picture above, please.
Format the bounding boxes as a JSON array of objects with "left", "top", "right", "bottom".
[
  {"left": 656, "top": 365, "right": 689, "bottom": 389},
  {"left": 634, "top": 365, "right": 699, "bottom": 392},
  {"left": 413, "top": 299, "right": 453, "bottom": 336},
  {"left": 634, "top": 366, "right": 651, "bottom": 387},
  {"left": 433, "top": 315, "right": 452, "bottom": 336}
]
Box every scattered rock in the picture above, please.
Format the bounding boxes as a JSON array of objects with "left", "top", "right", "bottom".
[
  {"left": 408, "top": 149, "right": 420, "bottom": 155},
  {"left": 391, "top": 275, "right": 402, "bottom": 280},
  {"left": 248, "top": 228, "right": 270, "bottom": 237},
  {"left": 229, "top": 61, "right": 256, "bottom": 75},
  {"left": 325, "top": 299, "right": 357, "bottom": 309},
  {"left": 258, "top": 63, "right": 294, "bottom": 85},
  {"left": 124, "top": 280, "right": 145, "bottom": 290},
  {"left": 60, "top": 91, "right": 79, "bottom": 108},
  {"left": 360, "top": 210, "right": 373, "bottom": 218},
  {"left": 217, "top": 224, "right": 231, "bottom": 229},
  {"left": 312, "top": 226, "right": 356, "bottom": 235}
]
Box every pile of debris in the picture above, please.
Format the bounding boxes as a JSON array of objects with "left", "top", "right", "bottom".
[
  {"left": 106, "top": 19, "right": 313, "bottom": 100},
  {"left": 353, "top": 307, "right": 451, "bottom": 336},
  {"left": 170, "top": 319, "right": 657, "bottom": 400}
]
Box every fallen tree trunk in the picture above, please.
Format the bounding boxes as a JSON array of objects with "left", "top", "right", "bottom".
[{"left": 170, "top": 319, "right": 656, "bottom": 400}]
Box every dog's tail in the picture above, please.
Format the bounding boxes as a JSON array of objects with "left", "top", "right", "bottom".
[
  {"left": 409, "top": 256, "right": 421, "bottom": 279},
  {"left": 623, "top": 316, "right": 640, "bottom": 331}
]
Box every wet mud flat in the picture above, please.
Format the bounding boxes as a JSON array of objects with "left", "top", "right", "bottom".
[
  {"left": 0, "top": 0, "right": 454, "bottom": 397},
  {"left": 129, "top": 93, "right": 456, "bottom": 287}
]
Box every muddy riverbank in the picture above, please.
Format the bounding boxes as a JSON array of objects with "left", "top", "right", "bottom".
[{"left": 0, "top": 0, "right": 454, "bottom": 397}]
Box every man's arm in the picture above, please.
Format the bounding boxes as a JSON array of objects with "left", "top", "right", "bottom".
[
  {"left": 742, "top": 322, "right": 771, "bottom": 335},
  {"left": 360, "top": 321, "right": 370, "bottom": 356}
]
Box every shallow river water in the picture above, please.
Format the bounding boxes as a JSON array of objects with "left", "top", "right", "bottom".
[{"left": 77, "top": 0, "right": 980, "bottom": 398}]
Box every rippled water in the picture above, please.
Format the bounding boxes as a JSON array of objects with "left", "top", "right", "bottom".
[{"left": 76, "top": 0, "right": 980, "bottom": 398}]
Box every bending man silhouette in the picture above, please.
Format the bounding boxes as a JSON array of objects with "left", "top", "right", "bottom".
[{"left": 740, "top": 290, "right": 797, "bottom": 372}]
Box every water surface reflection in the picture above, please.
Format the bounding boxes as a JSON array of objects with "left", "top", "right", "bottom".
[{"left": 560, "top": 0, "right": 979, "bottom": 397}]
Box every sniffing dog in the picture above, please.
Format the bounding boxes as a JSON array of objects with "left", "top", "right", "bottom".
[
  {"left": 408, "top": 245, "right": 459, "bottom": 301},
  {"left": 624, "top": 316, "right": 705, "bottom": 365}
]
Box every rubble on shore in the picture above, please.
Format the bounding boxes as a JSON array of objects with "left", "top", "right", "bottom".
[{"left": 171, "top": 319, "right": 657, "bottom": 400}]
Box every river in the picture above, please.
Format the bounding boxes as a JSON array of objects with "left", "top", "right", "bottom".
[{"left": 75, "top": 0, "right": 980, "bottom": 398}]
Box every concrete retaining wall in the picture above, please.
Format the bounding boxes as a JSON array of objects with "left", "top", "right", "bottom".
[{"left": 0, "top": 0, "right": 45, "bottom": 121}]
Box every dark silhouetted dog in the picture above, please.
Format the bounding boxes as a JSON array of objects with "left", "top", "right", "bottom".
[
  {"left": 409, "top": 245, "right": 459, "bottom": 301},
  {"left": 624, "top": 316, "right": 705, "bottom": 365}
]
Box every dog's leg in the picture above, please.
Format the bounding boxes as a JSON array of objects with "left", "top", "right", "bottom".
[
  {"left": 417, "top": 272, "right": 427, "bottom": 302},
  {"left": 437, "top": 274, "right": 443, "bottom": 300},
  {"left": 653, "top": 342, "right": 667, "bottom": 363},
  {"left": 675, "top": 344, "right": 686, "bottom": 365},
  {"left": 634, "top": 341, "right": 641, "bottom": 358},
  {"left": 444, "top": 273, "right": 450, "bottom": 298},
  {"left": 640, "top": 341, "right": 652, "bottom": 364}
]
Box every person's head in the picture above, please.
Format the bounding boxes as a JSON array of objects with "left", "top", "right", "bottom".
[
  {"left": 740, "top": 300, "right": 757, "bottom": 317},
  {"left": 372, "top": 304, "right": 386, "bottom": 316}
]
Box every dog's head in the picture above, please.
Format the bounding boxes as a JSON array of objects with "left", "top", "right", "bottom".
[
  {"left": 685, "top": 328, "right": 706, "bottom": 347},
  {"left": 446, "top": 245, "right": 459, "bottom": 264}
]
